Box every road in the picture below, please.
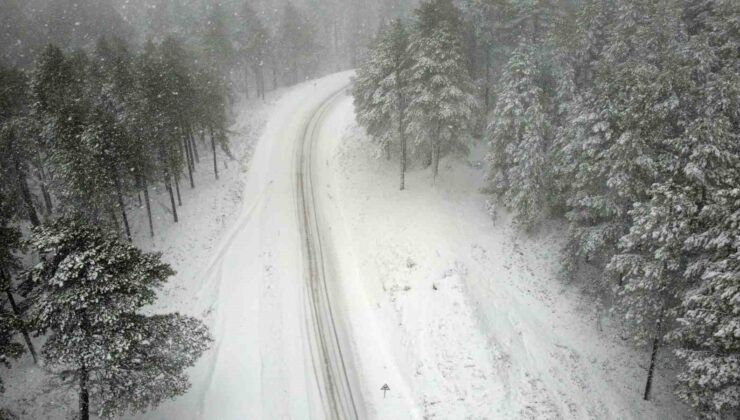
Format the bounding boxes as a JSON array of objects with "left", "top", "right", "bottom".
[
  {"left": 128, "top": 73, "right": 366, "bottom": 420},
  {"left": 295, "top": 89, "right": 362, "bottom": 420}
]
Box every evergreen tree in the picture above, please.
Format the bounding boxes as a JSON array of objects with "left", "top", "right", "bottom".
[
  {"left": 0, "top": 189, "right": 25, "bottom": 394},
  {"left": 485, "top": 44, "right": 551, "bottom": 229},
  {"left": 277, "top": 2, "right": 319, "bottom": 85},
  {"left": 0, "top": 66, "right": 41, "bottom": 227},
  {"left": 672, "top": 186, "right": 740, "bottom": 418},
  {"left": 353, "top": 19, "right": 411, "bottom": 189},
  {"left": 26, "top": 219, "right": 211, "bottom": 420},
  {"left": 406, "top": 0, "right": 477, "bottom": 181},
  {"left": 237, "top": 1, "right": 270, "bottom": 100}
]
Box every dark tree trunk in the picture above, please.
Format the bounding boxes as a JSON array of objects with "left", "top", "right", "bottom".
[
  {"left": 3, "top": 277, "right": 38, "bottom": 365},
  {"left": 41, "top": 183, "right": 53, "bottom": 215},
  {"left": 209, "top": 126, "right": 219, "bottom": 180},
  {"left": 395, "top": 66, "right": 407, "bottom": 191},
  {"left": 79, "top": 364, "right": 90, "bottom": 420},
  {"left": 183, "top": 135, "right": 195, "bottom": 189},
  {"left": 107, "top": 206, "right": 121, "bottom": 235},
  {"left": 174, "top": 171, "right": 182, "bottom": 206},
  {"left": 16, "top": 166, "right": 40, "bottom": 227},
  {"left": 399, "top": 114, "right": 406, "bottom": 191},
  {"left": 188, "top": 126, "right": 200, "bottom": 165},
  {"left": 36, "top": 151, "right": 54, "bottom": 214},
  {"left": 643, "top": 307, "right": 664, "bottom": 401},
  {"left": 165, "top": 176, "right": 178, "bottom": 223},
  {"left": 112, "top": 168, "right": 132, "bottom": 242},
  {"left": 137, "top": 191, "right": 142, "bottom": 208},
  {"left": 142, "top": 178, "right": 154, "bottom": 237},
  {"left": 484, "top": 52, "right": 491, "bottom": 116},
  {"left": 431, "top": 124, "right": 441, "bottom": 181}
]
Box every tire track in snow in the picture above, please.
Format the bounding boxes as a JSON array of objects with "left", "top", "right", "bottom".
[{"left": 295, "top": 88, "right": 361, "bottom": 420}]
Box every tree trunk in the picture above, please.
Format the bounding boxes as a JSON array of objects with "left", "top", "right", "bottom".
[
  {"left": 107, "top": 206, "right": 121, "bottom": 237},
  {"left": 399, "top": 116, "right": 406, "bottom": 191},
  {"left": 431, "top": 124, "right": 440, "bottom": 181},
  {"left": 143, "top": 178, "right": 154, "bottom": 237},
  {"left": 165, "top": 176, "right": 178, "bottom": 223},
  {"left": 174, "top": 171, "right": 182, "bottom": 206},
  {"left": 36, "top": 151, "right": 54, "bottom": 214},
  {"left": 112, "top": 168, "right": 132, "bottom": 242},
  {"left": 484, "top": 52, "right": 491, "bottom": 117},
  {"left": 16, "top": 166, "right": 40, "bottom": 227},
  {"left": 4, "top": 282, "right": 38, "bottom": 364},
  {"left": 188, "top": 126, "right": 200, "bottom": 165},
  {"left": 183, "top": 135, "right": 195, "bottom": 189},
  {"left": 209, "top": 126, "right": 219, "bottom": 180},
  {"left": 643, "top": 307, "right": 664, "bottom": 401},
  {"left": 79, "top": 364, "right": 90, "bottom": 420}
]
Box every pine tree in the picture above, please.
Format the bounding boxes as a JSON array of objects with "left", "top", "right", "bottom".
[
  {"left": 26, "top": 219, "right": 211, "bottom": 420},
  {"left": 0, "top": 66, "right": 41, "bottom": 227},
  {"left": 667, "top": 1, "right": 740, "bottom": 415},
  {"left": 0, "top": 189, "right": 25, "bottom": 394},
  {"left": 406, "top": 0, "right": 477, "bottom": 181},
  {"left": 353, "top": 19, "right": 411, "bottom": 189},
  {"left": 237, "top": 1, "right": 270, "bottom": 100},
  {"left": 671, "top": 186, "right": 740, "bottom": 418},
  {"left": 485, "top": 44, "right": 551, "bottom": 229},
  {"left": 277, "top": 2, "right": 319, "bottom": 85}
]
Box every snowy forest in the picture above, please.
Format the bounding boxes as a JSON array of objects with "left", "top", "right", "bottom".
[
  {"left": 0, "top": 0, "right": 738, "bottom": 419},
  {"left": 353, "top": 0, "right": 738, "bottom": 418},
  {"left": 0, "top": 0, "right": 413, "bottom": 419}
]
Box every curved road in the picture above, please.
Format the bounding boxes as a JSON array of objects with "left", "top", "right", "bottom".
[{"left": 295, "top": 89, "right": 362, "bottom": 420}]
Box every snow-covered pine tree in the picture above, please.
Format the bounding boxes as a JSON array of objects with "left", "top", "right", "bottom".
[
  {"left": 548, "top": 0, "right": 621, "bottom": 277},
  {"left": 201, "top": 2, "right": 235, "bottom": 86},
  {"left": 667, "top": 1, "right": 740, "bottom": 415},
  {"left": 672, "top": 186, "right": 740, "bottom": 418},
  {"left": 554, "top": 0, "right": 683, "bottom": 280},
  {"left": 0, "top": 296, "right": 23, "bottom": 394},
  {"left": 0, "top": 66, "right": 42, "bottom": 227},
  {"left": 607, "top": 0, "right": 740, "bottom": 403},
  {"left": 460, "top": 0, "right": 519, "bottom": 117},
  {"left": 406, "top": 0, "right": 477, "bottom": 181},
  {"left": 0, "top": 189, "right": 25, "bottom": 394},
  {"left": 30, "top": 46, "right": 111, "bottom": 224},
  {"left": 353, "top": 19, "right": 411, "bottom": 189},
  {"left": 485, "top": 44, "right": 551, "bottom": 229},
  {"left": 26, "top": 219, "right": 211, "bottom": 420}
]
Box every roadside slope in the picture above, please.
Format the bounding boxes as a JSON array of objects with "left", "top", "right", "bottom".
[{"left": 318, "top": 99, "right": 691, "bottom": 419}]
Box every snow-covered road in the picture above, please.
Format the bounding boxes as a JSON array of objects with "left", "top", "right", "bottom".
[
  {"left": 194, "top": 73, "right": 364, "bottom": 420},
  {"left": 296, "top": 88, "right": 362, "bottom": 420}
]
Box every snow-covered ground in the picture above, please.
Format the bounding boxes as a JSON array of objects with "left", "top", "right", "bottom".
[
  {"left": 316, "top": 95, "right": 692, "bottom": 419},
  {"left": 2, "top": 72, "right": 691, "bottom": 419}
]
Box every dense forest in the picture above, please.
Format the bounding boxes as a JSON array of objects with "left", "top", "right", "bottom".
[{"left": 353, "top": 0, "right": 739, "bottom": 418}]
